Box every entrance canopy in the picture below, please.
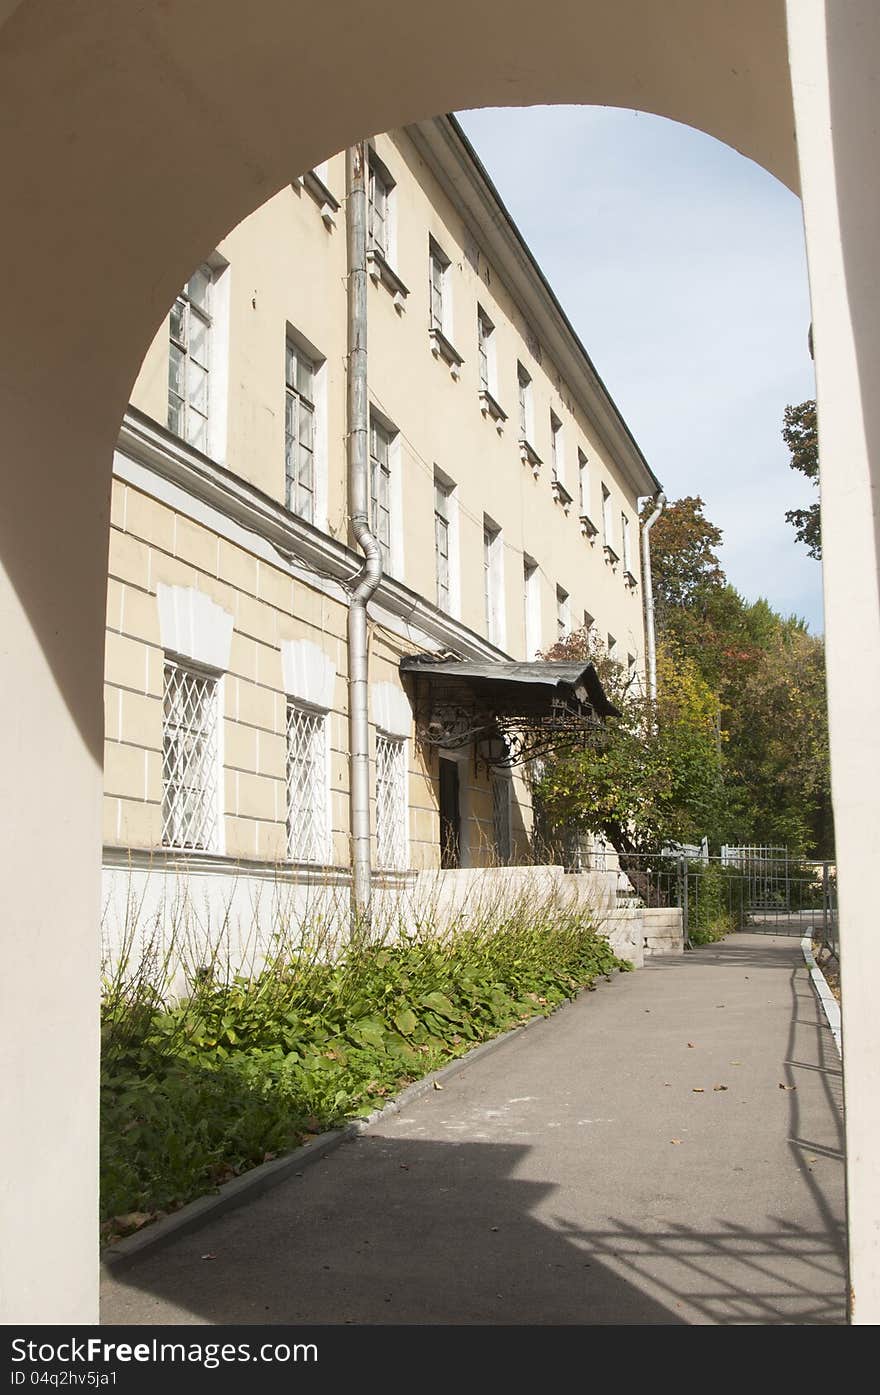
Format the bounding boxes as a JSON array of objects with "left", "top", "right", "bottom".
[{"left": 400, "top": 654, "right": 619, "bottom": 766}]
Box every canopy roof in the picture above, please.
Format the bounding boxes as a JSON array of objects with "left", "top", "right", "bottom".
[{"left": 399, "top": 655, "right": 620, "bottom": 720}]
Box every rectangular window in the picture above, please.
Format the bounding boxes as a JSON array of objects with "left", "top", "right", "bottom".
[
  {"left": 492, "top": 772, "right": 512, "bottom": 866},
  {"left": 601, "top": 484, "right": 614, "bottom": 551},
  {"left": 477, "top": 306, "right": 494, "bottom": 393},
  {"left": 434, "top": 478, "right": 452, "bottom": 612},
  {"left": 483, "top": 517, "right": 504, "bottom": 647},
  {"left": 376, "top": 733, "right": 407, "bottom": 870},
  {"left": 556, "top": 585, "right": 570, "bottom": 641},
  {"left": 621, "top": 512, "right": 632, "bottom": 573},
  {"left": 286, "top": 703, "right": 328, "bottom": 863},
  {"left": 429, "top": 239, "right": 449, "bottom": 334},
  {"left": 369, "top": 416, "right": 392, "bottom": 571},
  {"left": 550, "top": 411, "right": 563, "bottom": 483},
  {"left": 368, "top": 155, "right": 393, "bottom": 261},
  {"left": 285, "top": 339, "right": 316, "bottom": 524},
  {"left": 161, "top": 661, "right": 220, "bottom": 851},
  {"left": 517, "top": 362, "right": 532, "bottom": 440},
  {"left": 168, "top": 264, "right": 213, "bottom": 453},
  {"left": 578, "top": 448, "right": 590, "bottom": 514},
  {"left": 523, "top": 555, "right": 540, "bottom": 659}
]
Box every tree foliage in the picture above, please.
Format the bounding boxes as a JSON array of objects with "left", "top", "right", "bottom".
[
  {"left": 783, "top": 399, "right": 821, "bottom": 560},
  {"left": 535, "top": 491, "right": 833, "bottom": 859}
]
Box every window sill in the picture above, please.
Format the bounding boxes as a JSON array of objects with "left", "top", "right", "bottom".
[
  {"left": 519, "top": 437, "right": 542, "bottom": 477},
  {"left": 367, "top": 247, "right": 410, "bottom": 313},
  {"left": 603, "top": 543, "right": 620, "bottom": 567},
  {"left": 580, "top": 512, "right": 599, "bottom": 542},
  {"left": 302, "top": 169, "right": 340, "bottom": 228},
  {"left": 429, "top": 325, "right": 464, "bottom": 378},
  {"left": 624, "top": 569, "right": 638, "bottom": 590},
  {"left": 552, "top": 478, "right": 574, "bottom": 513},
  {"left": 479, "top": 388, "right": 507, "bottom": 429}
]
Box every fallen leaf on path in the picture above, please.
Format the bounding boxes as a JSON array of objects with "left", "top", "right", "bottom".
[
  {"left": 730, "top": 1061, "right": 742, "bottom": 1066},
  {"left": 687, "top": 1042, "right": 696, "bottom": 1048},
  {"left": 670, "top": 1139, "right": 682, "bottom": 1145},
  {"left": 779, "top": 1083, "right": 797, "bottom": 1091},
  {"left": 692, "top": 1087, "right": 705, "bottom": 1093},
  {"left": 713, "top": 1085, "right": 728, "bottom": 1091},
  {"left": 433, "top": 1081, "right": 444, "bottom": 1091},
  {"left": 201, "top": 1254, "right": 216, "bottom": 1261}
]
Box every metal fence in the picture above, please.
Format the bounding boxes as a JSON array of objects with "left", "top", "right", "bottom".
[{"left": 579, "top": 846, "right": 838, "bottom": 957}]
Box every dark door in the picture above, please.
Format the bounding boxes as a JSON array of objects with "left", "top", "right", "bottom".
[{"left": 439, "top": 757, "right": 461, "bottom": 869}]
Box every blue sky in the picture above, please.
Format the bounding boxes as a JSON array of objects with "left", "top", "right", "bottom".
[{"left": 456, "top": 105, "right": 823, "bottom": 633}]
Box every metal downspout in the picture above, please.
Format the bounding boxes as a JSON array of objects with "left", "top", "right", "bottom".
[
  {"left": 641, "top": 491, "right": 666, "bottom": 703},
  {"left": 346, "top": 142, "right": 382, "bottom": 928}
]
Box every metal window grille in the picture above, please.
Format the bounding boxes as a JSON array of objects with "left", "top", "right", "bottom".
[
  {"left": 376, "top": 733, "right": 407, "bottom": 869},
  {"left": 286, "top": 703, "right": 328, "bottom": 863},
  {"left": 434, "top": 482, "right": 451, "bottom": 611},
  {"left": 168, "top": 263, "right": 212, "bottom": 453},
  {"left": 492, "top": 773, "right": 512, "bottom": 865},
  {"left": 429, "top": 250, "right": 444, "bottom": 332},
  {"left": 368, "top": 161, "right": 389, "bottom": 258},
  {"left": 162, "top": 662, "right": 219, "bottom": 851},
  {"left": 285, "top": 341, "right": 316, "bottom": 524},
  {"left": 369, "top": 418, "right": 391, "bottom": 570}
]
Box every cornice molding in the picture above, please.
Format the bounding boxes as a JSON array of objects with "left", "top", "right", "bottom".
[
  {"left": 405, "top": 117, "right": 661, "bottom": 501},
  {"left": 116, "top": 410, "right": 511, "bottom": 667}
]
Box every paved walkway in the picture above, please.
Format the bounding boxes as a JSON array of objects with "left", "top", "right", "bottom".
[{"left": 101, "top": 933, "right": 846, "bottom": 1325}]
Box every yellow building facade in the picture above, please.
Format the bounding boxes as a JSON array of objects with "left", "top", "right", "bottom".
[{"left": 102, "top": 116, "right": 659, "bottom": 934}]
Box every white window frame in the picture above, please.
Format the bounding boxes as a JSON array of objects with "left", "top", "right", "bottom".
[
  {"left": 578, "top": 448, "right": 590, "bottom": 514},
  {"left": 284, "top": 336, "right": 318, "bottom": 525},
  {"left": 428, "top": 237, "right": 451, "bottom": 337},
  {"left": 368, "top": 150, "right": 395, "bottom": 265},
  {"left": 556, "top": 585, "right": 570, "bottom": 641},
  {"left": 369, "top": 413, "right": 393, "bottom": 573},
  {"left": 285, "top": 700, "right": 331, "bottom": 864},
  {"left": 621, "top": 511, "right": 633, "bottom": 574},
  {"left": 161, "top": 657, "right": 224, "bottom": 854},
  {"left": 517, "top": 362, "right": 533, "bottom": 442},
  {"left": 550, "top": 411, "right": 564, "bottom": 484},
  {"left": 523, "top": 554, "right": 541, "bottom": 659},
  {"left": 167, "top": 255, "right": 229, "bottom": 463},
  {"left": 433, "top": 467, "right": 460, "bottom": 618},
  {"left": 375, "top": 731, "right": 408, "bottom": 871},
  {"left": 168, "top": 264, "right": 213, "bottom": 455},
  {"left": 601, "top": 483, "right": 618, "bottom": 562},
  {"left": 483, "top": 516, "right": 506, "bottom": 649}
]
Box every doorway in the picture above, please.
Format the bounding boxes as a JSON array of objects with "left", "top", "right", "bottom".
[{"left": 439, "top": 756, "right": 461, "bottom": 869}]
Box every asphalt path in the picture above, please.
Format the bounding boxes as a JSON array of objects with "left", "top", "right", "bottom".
[{"left": 101, "top": 932, "right": 846, "bottom": 1325}]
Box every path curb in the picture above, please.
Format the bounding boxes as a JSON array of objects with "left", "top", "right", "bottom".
[
  {"left": 101, "top": 976, "right": 612, "bottom": 1270},
  {"left": 801, "top": 932, "right": 842, "bottom": 1057}
]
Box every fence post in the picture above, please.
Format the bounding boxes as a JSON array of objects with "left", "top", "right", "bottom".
[
  {"left": 822, "top": 861, "right": 830, "bottom": 950},
  {"left": 681, "top": 856, "right": 690, "bottom": 949}
]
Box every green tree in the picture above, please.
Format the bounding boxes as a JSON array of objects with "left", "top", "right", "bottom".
[
  {"left": 534, "top": 628, "right": 731, "bottom": 856},
  {"left": 783, "top": 399, "right": 821, "bottom": 560}
]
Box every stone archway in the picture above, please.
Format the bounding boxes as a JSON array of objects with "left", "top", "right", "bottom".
[{"left": 1, "top": 0, "right": 877, "bottom": 1322}]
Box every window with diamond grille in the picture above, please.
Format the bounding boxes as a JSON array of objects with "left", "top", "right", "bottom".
[
  {"left": 162, "top": 662, "right": 220, "bottom": 851},
  {"left": 492, "top": 772, "right": 512, "bottom": 866},
  {"left": 286, "top": 703, "right": 328, "bottom": 863},
  {"left": 376, "top": 733, "right": 407, "bottom": 870},
  {"left": 369, "top": 416, "right": 392, "bottom": 571},
  {"left": 285, "top": 340, "right": 316, "bottom": 524},
  {"left": 168, "top": 263, "right": 213, "bottom": 454}
]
